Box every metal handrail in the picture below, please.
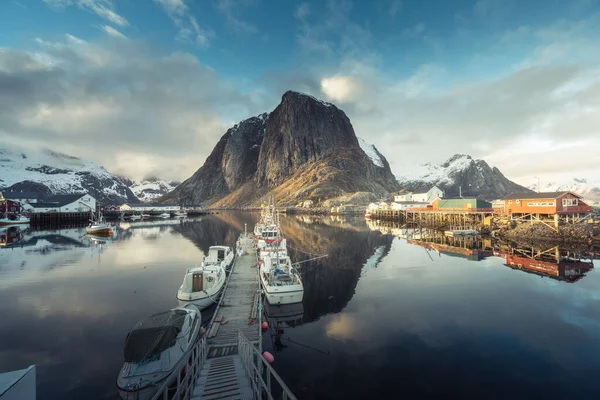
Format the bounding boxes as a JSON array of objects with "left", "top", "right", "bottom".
[
  {"left": 151, "top": 335, "right": 207, "bottom": 400},
  {"left": 237, "top": 329, "right": 297, "bottom": 400}
]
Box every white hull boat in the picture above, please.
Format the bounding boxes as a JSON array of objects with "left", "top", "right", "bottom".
[
  {"left": 260, "top": 252, "right": 303, "bottom": 305},
  {"left": 86, "top": 223, "right": 112, "bottom": 235},
  {"left": 202, "top": 245, "right": 234, "bottom": 271},
  {"left": 159, "top": 213, "right": 171, "bottom": 219},
  {"left": 117, "top": 303, "right": 201, "bottom": 400},
  {"left": 175, "top": 211, "right": 187, "bottom": 218},
  {"left": 177, "top": 264, "right": 226, "bottom": 309}
]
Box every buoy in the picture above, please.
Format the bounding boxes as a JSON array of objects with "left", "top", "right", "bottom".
[
  {"left": 262, "top": 351, "right": 274, "bottom": 364},
  {"left": 261, "top": 321, "right": 268, "bottom": 330}
]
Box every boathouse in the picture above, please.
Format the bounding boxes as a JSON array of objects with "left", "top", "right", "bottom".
[
  {"left": 502, "top": 192, "right": 593, "bottom": 228},
  {"left": 27, "top": 194, "right": 96, "bottom": 213},
  {"left": 0, "top": 199, "right": 22, "bottom": 215}
]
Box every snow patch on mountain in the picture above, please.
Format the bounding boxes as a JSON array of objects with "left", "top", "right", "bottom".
[
  {"left": 396, "top": 154, "right": 474, "bottom": 186},
  {"left": 0, "top": 146, "right": 138, "bottom": 204},
  {"left": 357, "top": 137, "right": 384, "bottom": 168},
  {"left": 130, "top": 179, "right": 180, "bottom": 202},
  {"left": 527, "top": 178, "right": 600, "bottom": 202}
]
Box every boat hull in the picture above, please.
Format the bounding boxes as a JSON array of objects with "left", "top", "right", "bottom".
[
  {"left": 86, "top": 227, "right": 112, "bottom": 235},
  {"left": 0, "top": 220, "right": 29, "bottom": 226},
  {"left": 118, "top": 377, "right": 166, "bottom": 400},
  {"left": 263, "top": 286, "right": 304, "bottom": 305}
]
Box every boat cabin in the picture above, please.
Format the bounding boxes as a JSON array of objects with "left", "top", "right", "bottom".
[
  {"left": 181, "top": 267, "right": 223, "bottom": 293},
  {"left": 204, "top": 246, "right": 231, "bottom": 265}
]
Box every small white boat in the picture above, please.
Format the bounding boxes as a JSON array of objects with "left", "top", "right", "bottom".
[
  {"left": 260, "top": 252, "right": 304, "bottom": 305},
  {"left": 175, "top": 211, "right": 187, "bottom": 218},
  {"left": 159, "top": 213, "right": 171, "bottom": 219},
  {"left": 117, "top": 303, "right": 201, "bottom": 400},
  {"left": 85, "top": 210, "right": 112, "bottom": 235},
  {"left": 0, "top": 214, "right": 30, "bottom": 226},
  {"left": 177, "top": 264, "right": 226, "bottom": 309},
  {"left": 130, "top": 214, "right": 142, "bottom": 221},
  {"left": 203, "top": 245, "right": 234, "bottom": 271}
]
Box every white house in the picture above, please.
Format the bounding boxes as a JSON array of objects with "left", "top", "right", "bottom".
[
  {"left": 119, "top": 203, "right": 179, "bottom": 212},
  {"left": 28, "top": 193, "right": 96, "bottom": 213},
  {"left": 394, "top": 186, "right": 444, "bottom": 204}
]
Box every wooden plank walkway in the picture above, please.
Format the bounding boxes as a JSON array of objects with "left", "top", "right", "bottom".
[{"left": 191, "top": 234, "right": 259, "bottom": 399}]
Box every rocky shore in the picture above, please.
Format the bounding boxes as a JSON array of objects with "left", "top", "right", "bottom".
[{"left": 494, "top": 222, "right": 600, "bottom": 245}]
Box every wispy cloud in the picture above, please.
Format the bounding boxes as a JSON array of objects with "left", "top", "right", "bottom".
[
  {"left": 43, "top": 0, "right": 128, "bottom": 26},
  {"left": 154, "top": 0, "right": 214, "bottom": 46},
  {"left": 101, "top": 25, "right": 127, "bottom": 39},
  {"left": 389, "top": 0, "right": 402, "bottom": 17},
  {"left": 215, "top": 0, "right": 258, "bottom": 33},
  {"left": 294, "top": 3, "right": 310, "bottom": 20}
]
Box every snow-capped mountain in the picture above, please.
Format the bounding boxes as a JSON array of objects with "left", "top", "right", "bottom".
[
  {"left": 396, "top": 154, "right": 531, "bottom": 200},
  {"left": 0, "top": 146, "right": 138, "bottom": 204},
  {"left": 357, "top": 137, "right": 384, "bottom": 168},
  {"left": 129, "top": 179, "right": 180, "bottom": 202},
  {"left": 527, "top": 178, "right": 600, "bottom": 203}
]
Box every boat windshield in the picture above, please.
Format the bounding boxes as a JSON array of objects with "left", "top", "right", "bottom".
[{"left": 124, "top": 310, "right": 188, "bottom": 363}]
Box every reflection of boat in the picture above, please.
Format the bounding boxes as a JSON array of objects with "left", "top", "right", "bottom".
[
  {"left": 0, "top": 214, "right": 30, "bottom": 226},
  {"left": 175, "top": 211, "right": 187, "bottom": 218},
  {"left": 177, "top": 263, "right": 226, "bottom": 309},
  {"left": 264, "top": 301, "right": 304, "bottom": 326},
  {"left": 86, "top": 233, "right": 110, "bottom": 244},
  {"left": 0, "top": 225, "right": 27, "bottom": 247},
  {"left": 364, "top": 212, "right": 371, "bottom": 219},
  {"left": 117, "top": 303, "right": 201, "bottom": 400}
]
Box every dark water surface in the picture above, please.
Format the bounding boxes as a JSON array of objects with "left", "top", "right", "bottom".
[{"left": 1, "top": 213, "right": 600, "bottom": 399}]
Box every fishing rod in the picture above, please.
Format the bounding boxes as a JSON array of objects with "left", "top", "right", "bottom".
[
  {"left": 291, "top": 254, "right": 328, "bottom": 268},
  {"left": 280, "top": 336, "right": 331, "bottom": 355}
]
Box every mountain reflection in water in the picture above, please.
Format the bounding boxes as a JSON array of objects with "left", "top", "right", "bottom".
[{"left": 1, "top": 214, "right": 600, "bottom": 399}]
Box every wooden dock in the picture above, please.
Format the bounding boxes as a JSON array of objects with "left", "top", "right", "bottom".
[
  {"left": 206, "top": 235, "right": 260, "bottom": 352},
  {"left": 153, "top": 234, "right": 296, "bottom": 400}
]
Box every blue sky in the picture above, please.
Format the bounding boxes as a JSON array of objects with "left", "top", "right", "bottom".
[{"left": 0, "top": 0, "right": 599, "bottom": 186}]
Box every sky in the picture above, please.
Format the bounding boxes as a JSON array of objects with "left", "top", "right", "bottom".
[{"left": 0, "top": 0, "right": 599, "bottom": 187}]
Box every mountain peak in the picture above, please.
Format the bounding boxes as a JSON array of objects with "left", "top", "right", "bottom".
[
  {"left": 281, "top": 90, "right": 335, "bottom": 108},
  {"left": 441, "top": 154, "right": 473, "bottom": 168}
]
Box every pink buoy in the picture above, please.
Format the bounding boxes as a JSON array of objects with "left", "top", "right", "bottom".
[
  {"left": 262, "top": 351, "right": 274, "bottom": 364},
  {"left": 261, "top": 321, "right": 268, "bottom": 330}
]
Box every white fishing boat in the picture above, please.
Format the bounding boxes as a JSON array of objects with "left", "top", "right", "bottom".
[
  {"left": 130, "top": 214, "right": 142, "bottom": 221},
  {"left": 159, "top": 213, "right": 171, "bottom": 219},
  {"left": 117, "top": 303, "right": 201, "bottom": 400},
  {"left": 175, "top": 211, "right": 187, "bottom": 218},
  {"left": 177, "top": 263, "right": 226, "bottom": 309},
  {"left": 259, "top": 251, "right": 304, "bottom": 305},
  {"left": 85, "top": 210, "right": 112, "bottom": 235}
]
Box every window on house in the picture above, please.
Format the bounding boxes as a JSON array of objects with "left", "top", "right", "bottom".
[
  {"left": 516, "top": 200, "right": 520, "bottom": 204},
  {"left": 508, "top": 200, "right": 512, "bottom": 204},
  {"left": 563, "top": 199, "right": 577, "bottom": 206}
]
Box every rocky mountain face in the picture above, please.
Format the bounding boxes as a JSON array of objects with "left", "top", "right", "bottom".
[
  {"left": 129, "top": 178, "right": 181, "bottom": 203},
  {"left": 396, "top": 154, "right": 531, "bottom": 200},
  {"left": 0, "top": 147, "right": 139, "bottom": 204},
  {"left": 163, "top": 91, "right": 399, "bottom": 207}
]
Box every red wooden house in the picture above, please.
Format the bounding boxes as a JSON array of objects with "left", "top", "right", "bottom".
[
  {"left": 502, "top": 192, "right": 592, "bottom": 216},
  {"left": 0, "top": 200, "right": 21, "bottom": 215}
]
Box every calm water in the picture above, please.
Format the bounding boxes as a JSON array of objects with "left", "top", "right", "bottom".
[{"left": 2, "top": 213, "right": 600, "bottom": 399}]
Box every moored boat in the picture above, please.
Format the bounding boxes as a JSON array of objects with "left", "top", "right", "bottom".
[
  {"left": 0, "top": 214, "right": 30, "bottom": 226},
  {"left": 177, "top": 263, "right": 226, "bottom": 309},
  {"left": 159, "top": 213, "right": 171, "bottom": 219},
  {"left": 117, "top": 303, "right": 201, "bottom": 400},
  {"left": 259, "top": 250, "right": 304, "bottom": 305}
]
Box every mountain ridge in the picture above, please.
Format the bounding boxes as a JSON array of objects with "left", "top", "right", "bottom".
[
  {"left": 396, "top": 154, "right": 532, "bottom": 200},
  {"left": 162, "top": 91, "right": 400, "bottom": 207}
]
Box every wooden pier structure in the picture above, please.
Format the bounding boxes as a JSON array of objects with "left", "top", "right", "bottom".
[
  {"left": 370, "top": 208, "right": 495, "bottom": 229},
  {"left": 152, "top": 234, "right": 296, "bottom": 400}
]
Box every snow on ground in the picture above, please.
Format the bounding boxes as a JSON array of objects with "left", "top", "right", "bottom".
[{"left": 357, "top": 137, "right": 384, "bottom": 168}]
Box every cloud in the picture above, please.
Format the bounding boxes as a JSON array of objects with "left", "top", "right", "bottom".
[
  {"left": 214, "top": 0, "right": 258, "bottom": 33},
  {"left": 294, "top": 3, "right": 310, "bottom": 20},
  {"left": 402, "top": 22, "right": 426, "bottom": 37},
  {"left": 154, "top": 0, "right": 215, "bottom": 46},
  {"left": 101, "top": 25, "right": 126, "bottom": 39},
  {"left": 389, "top": 0, "right": 402, "bottom": 17},
  {"left": 0, "top": 35, "right": 265, "bottom": 181},
  {"left": 44, "top": 0, "right": 128, "bottom": 26},
  {"left": 320, "top": 75, "right": 360, "bottom": 103}
]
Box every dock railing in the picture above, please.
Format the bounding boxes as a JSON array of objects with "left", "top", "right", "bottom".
[
  {"left": 151, "top": 335, "right": 208, "bottom": 400},
  {"left": 237, "top": 329, "right": 297, "bottom": 400}
]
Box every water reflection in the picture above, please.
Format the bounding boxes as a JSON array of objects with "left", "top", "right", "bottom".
[{"left": 2, "top": 214, "right": 600, "bottom": 399}]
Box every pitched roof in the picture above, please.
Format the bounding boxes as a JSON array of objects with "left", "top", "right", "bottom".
[
  {"left": 3, "top": 191, "right": 40, "bottom": 199},
  {"left": 502, "top": 191, "right": 579, "bottom": 200},
  {"left": 31, "top": 194, "right": 90, "bottom": 208}
]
